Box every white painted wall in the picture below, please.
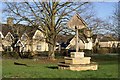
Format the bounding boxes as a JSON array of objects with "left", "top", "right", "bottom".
[
  {"left": 0, "top": 43, "right": 3, "bottom": 51},
  {"left": 66, "top": 36, "right": 85, "bottom": 50},
  {"left": 99, "top": 41, "right": 120, "bottom": 48},
  {"left": 85, "top": 38, "right": 93, "bottom": 50},
  {"left": 0, "top": 31, "right": 4, "bottom": 38},
  {"left": 32, "top": 41, "right": 48, "bottom": 52},
  {"left": 32, "top": 30, "right": 49, "bottom": 52}
]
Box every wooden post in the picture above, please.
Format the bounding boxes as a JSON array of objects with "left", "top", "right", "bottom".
[{"left": 76, "top": 27, "right": 79, "bottom": 52}]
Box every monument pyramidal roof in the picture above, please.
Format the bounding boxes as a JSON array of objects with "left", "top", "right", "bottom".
[{"left": 67, "top": 13, "right": 87, "bottom": 30}]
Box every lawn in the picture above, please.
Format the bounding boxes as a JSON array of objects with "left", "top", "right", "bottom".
[
  {"left": 0, "top": 58, "right": 2, "bottom": 79},
  {"left": 2, "top": 54, "right": 119, "bottom": 78}
]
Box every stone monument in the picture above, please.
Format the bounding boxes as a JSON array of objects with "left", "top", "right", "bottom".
[{"left": 58, "top": 14, "right": 98, "bottom": 71}]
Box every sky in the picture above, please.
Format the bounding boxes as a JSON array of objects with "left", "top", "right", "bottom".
[
  {"left": 93, "top": 2, "right": 117, "bottom": 20},
  {"left": 0, "top": 2, "right": 118, "bottom": 23},
  {"left": 0, "top": 2, "right": 2, "bottom": 23}
]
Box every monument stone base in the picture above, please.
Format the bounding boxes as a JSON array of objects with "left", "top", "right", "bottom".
[{"left": 58, "top": 52, "right": 98, "bottom": 71}]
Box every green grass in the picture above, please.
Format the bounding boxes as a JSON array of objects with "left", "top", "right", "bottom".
[
  {"left": 0, "top": 59, "right": 2, "bottom": 79},
  {"left": 2, "top": 54, "right": 119, "bottom": 78}
]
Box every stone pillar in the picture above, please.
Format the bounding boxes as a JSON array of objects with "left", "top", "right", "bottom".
[{"left": 76, "top": 27, "right": 79, "bottom": 52}]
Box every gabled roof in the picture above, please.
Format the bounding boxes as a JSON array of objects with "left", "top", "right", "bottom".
[
  {"left": 56, "top": 35, "right": 74, "bottom": 44},
  {"left": 5, "top": 32, "right": 14, "bottom": 40},
  {"left": 14, "top": 39, "right": 24, "bottom": 47},
  {"left": 0, "top": 24, "right": 36, "bottom": 39},
  {"left": 32, "top": 29, "right": 44, "bottom": 39},
  {"left": 65, "top": 34, "right": 89, "bottom": 48},
  {"left": 56, "top": 35, "right": 74, "bottom": 48}
]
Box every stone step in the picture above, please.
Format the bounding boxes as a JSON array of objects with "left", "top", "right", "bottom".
[
  {"left": 64, "top": 57, "right": 91, "bottom": 64},
  {"left": 58, "top": 62, "right": 98, "bottom": 71}
]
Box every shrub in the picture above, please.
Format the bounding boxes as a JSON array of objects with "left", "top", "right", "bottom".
[
  {"left": 55, "top": 49, "right": 69, "bottom": 57},
  {"left": 84, "top": 49, "right": 92, "bottom": 54},
  {"left": 2, "top": 51, "right": 20, "bottom": 59},
  {"left": 98, "top": 48, "right": 110, "bottom": 54},
  {"left": 22, "top": 52, "right": 33, "bottom": 59}
]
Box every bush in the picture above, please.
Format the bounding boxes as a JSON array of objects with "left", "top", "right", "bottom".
[
  {"left": 32, "top": 51, "right": 49, "bottom": 59},
  {"left": 98, "top": 48, "right": 110, "bottom": 54},
  {"left": 2, "top": 51, "right": 20, "bottom": 59},
  {"left": 84, "top": 49, "right": 92, "bottom": 54},
  {"left": 22, "top": 52, "right": 33, "bottom": 59},
  {"left": 55, "top": 49, "right": 69, "bottom": 57},
  {"left": 2, "top": 51, "right": 34, "bottom": 59},
  {"left": 116, "top": 48, "right": 120, "bottom": 53}
]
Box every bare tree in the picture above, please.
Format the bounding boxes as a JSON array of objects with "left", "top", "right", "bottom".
[
  {"left": 3, "top": 1, "right": 96, "bottom": 60},
  {"left": 100, "top": 2, "right": 120, "bottom": 38},
  {"left": 112, "top": 2, "right": 120, "bottom": 39}
]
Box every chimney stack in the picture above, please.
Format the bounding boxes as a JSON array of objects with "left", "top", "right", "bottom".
[{"left": 7, "top": 17, "right": 14, "bottom": 26}]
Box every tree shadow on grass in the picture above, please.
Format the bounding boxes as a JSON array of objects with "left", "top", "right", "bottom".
[{"left": 46, "top": 66, "right": 58, "bottom": 69}]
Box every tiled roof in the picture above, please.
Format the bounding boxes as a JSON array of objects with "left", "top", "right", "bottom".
[
  {"left": 100, "top": 36, "right": 118, "bottom": 42},
  {"left": 0, "top": 24, "right": 36, "bottom": 39},
  {"left": 56, "top": 35, "right": 74, "bottom": 43},
  {"left": 1, "top": 24, "right": 14, "bottom": 37}
]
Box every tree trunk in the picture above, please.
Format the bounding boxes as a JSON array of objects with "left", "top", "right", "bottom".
[
  {"left": 48, "top": 43, "right": 55, "bottom": 60},
  {"left": 48, "top": 34, "right": 56, "bottom": 60}
]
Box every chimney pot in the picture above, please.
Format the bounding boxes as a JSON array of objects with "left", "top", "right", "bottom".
[{"left": 7, "top": 17, "right": 14, "bottom": 26}]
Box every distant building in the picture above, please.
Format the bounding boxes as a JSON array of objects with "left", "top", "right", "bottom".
[
  {"left": 65, "top": 32, "right": 97, "bottom": 51},
  {"left": 99, "top": 35, "right": 120, "bottom": 48},
  {"left": 94, "top": 34, "right": 120, "bottom": 53},
  {"left": 0, "top": 18, "right": 48, "bottom": 55},
  {"left": 1, "top": 17, "right": 119, "bottom": 55}
]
